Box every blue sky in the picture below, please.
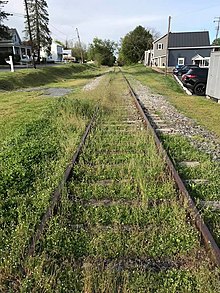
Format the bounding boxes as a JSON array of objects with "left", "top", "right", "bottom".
[{"left": 5, "top": 0, "right": 220, "bottom": 45}]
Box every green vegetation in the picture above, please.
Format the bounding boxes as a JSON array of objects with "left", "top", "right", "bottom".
[
  {"left": 0, "top": 64, "right": 107, "bottom": 288},
  {"left": 160, "top": 134, "right": 220, "bottom": 246},
  {"left": 0, "top": 63, "right": 102, "bottom": 90},
  {"left": 0, "top": 0, "right": 11, "bottom": 40},
  {"left": 2, "top": 70, "right": 217, "bottom": 292},
  {"left": 24, "top": 0, "right": 51, "bottom": 62},
  {"left": 121, "top": 64, "right": 220, "bottom": 250},
  {"left": 119, "top": 26, "right": 153, "bottom": 65},
  {"left": 123, "top": 64, "right": 220, "bottom": 138},
  {"left": 0, "top": 66, "right": 219, "bottom": 291},
  {"left": 88, "top": 37, "right": 116, "bottom": 66}
]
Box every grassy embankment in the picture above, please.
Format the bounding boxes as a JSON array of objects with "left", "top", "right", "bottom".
[
  {"left": 0, "top": 63, "right": 102, "bottom": 90},
  {"left": 0, "top": 63, "right": 108, "bottom": 286},
  {"left": 12, "top": 70, "right": 220, "bottom": 292}
]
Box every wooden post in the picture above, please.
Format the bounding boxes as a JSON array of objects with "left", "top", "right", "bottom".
[
  {"left": 76, "top": 28, "right": 84, "bottom": 63},
  {"left": 165, "top": 16, "right": 171, "bottom": 76}
]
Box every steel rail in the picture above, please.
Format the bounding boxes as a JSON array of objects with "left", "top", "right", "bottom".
[
  {"left": 122, "top": 73, "right": 220, "bottom": 266},
  {"left": 25, "top": 107, "right": 99, "bottom": 257}
]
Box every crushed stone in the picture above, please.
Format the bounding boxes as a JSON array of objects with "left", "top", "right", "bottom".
[
  {"left": 82, "top": 75, "right": 104, "bottom": 91},
  {"left": 131, "top": 79, "right": 220, "bottom": 162}
]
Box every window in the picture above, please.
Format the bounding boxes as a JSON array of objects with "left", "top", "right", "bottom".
[
  {"left": 157, "top": 43, "right": 163, "bottom": 50},
  {"left": 21, "top": 48, "right": 25, "bottom": 55},
  {"left": 178, "top": 58, "right": 185, "bottom": 65}
]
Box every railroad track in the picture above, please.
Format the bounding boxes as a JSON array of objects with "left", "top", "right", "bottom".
[{"left": 18, "top": 70, "right": 220, "bottom": 291}]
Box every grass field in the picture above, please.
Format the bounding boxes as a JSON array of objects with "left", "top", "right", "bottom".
[
  {"left": 0, "top": 66, "right": 219, "bottom": 292},
  {"left": 0, "top": 64, "right": 107, "bottom": 287},
  {"left": 5, "top": 70, "right": 218, "bottom": 292}
]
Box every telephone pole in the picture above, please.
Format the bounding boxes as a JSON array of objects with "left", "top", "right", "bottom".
[
  {"left": 165, "top": 16, "right": 171, "bottom": 76},
  {"left": 76, "top": 27, "right": 84, "bottom": 63},
  {"left": 214, "top": 17, "right": 220, "bottom": 40}
]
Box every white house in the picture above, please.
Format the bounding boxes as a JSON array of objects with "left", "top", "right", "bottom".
[
  {"left": 50, "top": 41, "right": 63, "bottom": 62},
  {"left": 40, "top": 40, "right": 64, "bottom": 62}
]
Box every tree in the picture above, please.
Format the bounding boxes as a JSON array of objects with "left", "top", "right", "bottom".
[
  {"left": 212, "top": 38, "right": 220, "bottom": 46},
  {"left": 24, "top": 0, "right": 52, "bottom": 62},
  {"left": 88, "top": 38, "right": 116, "bottom": 66},
  {"left": 119, "top": 26, "right": 153, "bottom": 65},
  {"left": 0, "top": 1, "right": 11, "bottom": 39},
  {"left": 148, "top": 27, "right": 161, "bottom": 41},
  {"left": 72, "top": 42, "right": 87, "bottom": 62}
]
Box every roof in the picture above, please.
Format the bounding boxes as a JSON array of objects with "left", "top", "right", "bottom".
[
  {"left": 153, "top": 33, "right": 167, "bottom": 44},
  {"left": 168, "top": 31, "right": 210, "bottom": 48},
  {"left": 0, "top": 28, "right": 22, "bottom": 44}
]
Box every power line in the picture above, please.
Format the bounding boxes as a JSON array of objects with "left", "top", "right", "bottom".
[
  {"left": 50, "top": 23, "right": 67, "bottom": 37},
  {"left": 174, "top": 3, "right": 220, "bottom": 18}
]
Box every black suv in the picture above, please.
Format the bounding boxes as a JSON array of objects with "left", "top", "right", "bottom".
[
  {"left": 181, "top": 67, "right": 209, "bottom": 95},
  {"left": 173, "top": 65, "right": 184, "bottom": 75},
  {"left": 175, "top": 64, "right": 199, "bottom": 76}
]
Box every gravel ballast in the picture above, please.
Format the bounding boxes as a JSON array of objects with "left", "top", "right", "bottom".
[{"left": 131, "top": 79, "right": 220, "bottom": 162}]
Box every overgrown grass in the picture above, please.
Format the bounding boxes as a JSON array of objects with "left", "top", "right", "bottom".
[
  {"left": 10, "top": 70, "right": 220, "bottom": 292},
  {"left": 0, "top": 63, "right": 104, "bottom": 90},
  {"left": 160, "top": 134, "right": 220, "bottom": 246},
  {"left": 123, "top": 64, "right": 220, "bottom": 138},
  {"left": 0, "top": 65, "right": 110, "bottom": 287}
]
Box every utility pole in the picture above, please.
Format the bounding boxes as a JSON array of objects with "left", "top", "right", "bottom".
[
  {"left": 165, "top": 16, "right": 171, "bottom": 76},
  {"left": 214, "top": 17, "right": 220, "bottom": 40},
  {"left": 76, "top": 27, "right": 84, "bottom": 63}
]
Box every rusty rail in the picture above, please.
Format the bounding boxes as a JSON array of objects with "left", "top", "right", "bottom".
[
  {"left": 122, "top": 73, "right": 220, "bottom": 267},
  {"left": 26, "top": 107, "right": 99, "bottom": 257}
]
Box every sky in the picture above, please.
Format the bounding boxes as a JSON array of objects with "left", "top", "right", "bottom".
[{"left": 4, "top": 0, "right": 220, "bottom": 45}]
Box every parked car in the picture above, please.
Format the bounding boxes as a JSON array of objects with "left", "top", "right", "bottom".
[
  {"left": 175, "top": 64, "right": 199, "bottom": 76},
  {"left": 181, "top": 67, "right": 209, "bottom": 95},
  {"left": 173, "top": 64, "right": 184, "bottom": 75}
]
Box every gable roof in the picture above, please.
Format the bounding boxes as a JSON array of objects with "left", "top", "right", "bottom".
[
  {"left": 153, "top": 33, "right": 167, "bottom": 44},
  {"left": 168, "top": 31, "right": 210, "bottom": 48},
  {"left": 9, "top": 28, "right": 21, "bottom": 43}
]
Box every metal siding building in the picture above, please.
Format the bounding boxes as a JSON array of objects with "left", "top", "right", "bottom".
[
  {"left": 168, "top": 48, "right": 212, "bottom": 67},
  {"left": 168, "top": 32, "right": 210, "bottom": 48},
  {"left": 206, "top": 51, "right": 220, "bottom": 101}
]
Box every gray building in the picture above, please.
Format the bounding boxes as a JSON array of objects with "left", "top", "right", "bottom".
[{"left": 150, "top": 31, "right": 216, "bottom": 68}]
